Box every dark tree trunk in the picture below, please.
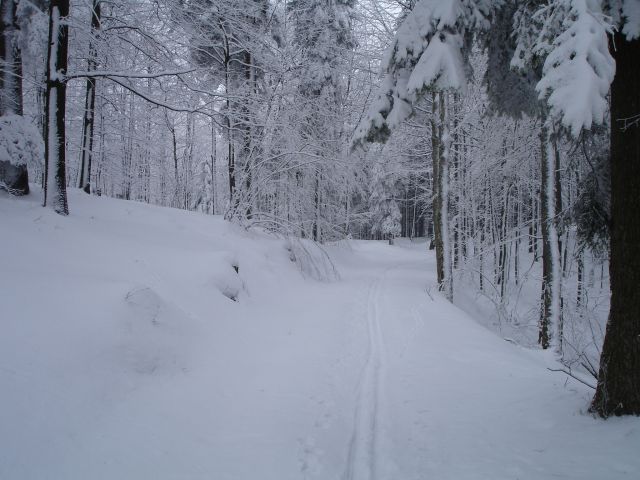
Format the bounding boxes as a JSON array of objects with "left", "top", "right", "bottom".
[
  {"left": 313, "top": 168, "right": 320, "bottom": 242},
  {"left": 432, "top": 92, "right": 452, "bottom": 300},
  {"left": 0, "top": 0, "right": 28, "bottom": 195},
  {"left": 211, "top": 117, "right": 217, "bottom": 214},
  {"left": 591, "top": 32, "right": 640, "bottom": 417},
  {"left": 43, "top": 0, "right": 69, "bottom": 215},
  {"left": 242, "top": 50, "right": 253, "bottom": 219},
  {"left": 78, "top": 0, "right": 100, "bottom": 193},
  {"left": 431, "top": 92, "right": 444, "bottom": 286},
  {"left": 171, "top": 123, "right": 178, "bottom": 205},
  {"left": 225, "top": 58, "right": 236, "bottom": 216},
  {"left": 539, "top": 121, "right": 561, "bottom": 350}
]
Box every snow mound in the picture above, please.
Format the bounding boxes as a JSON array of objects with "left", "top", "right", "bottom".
[
  {"left": 206, "top": 252, "right": 245, "bottom": 301},
  {"left": 119, "top": 286, "right": 194, "bottom": 375}
]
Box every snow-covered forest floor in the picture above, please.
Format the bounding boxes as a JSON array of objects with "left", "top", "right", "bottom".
[{"left": 1, "top": 188, "right": 639, "bottom": 479}]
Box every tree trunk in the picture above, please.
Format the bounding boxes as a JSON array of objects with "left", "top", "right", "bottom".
[
  {"left": 440, "top": 93, "right": 453, "bottom": 301},
  {"left": 171, "top": 121, "right": 178, "bottom": 206},
  {"left": 591, "top": 32, "right": 640, "bottom": 417},
  {"left": 538, "top": 120, "right": 561, "bottom": 350},
  {"left": 242, "top": 50, "right": 253, "bottom": 219},
  {"left": 225, "top": 57, "right": 236, "bottom": 217},
  {"left": 77, "top": 0, "right": 100, "bottom": 193},
  {"left": 431, "top": 92, "right": 443, "bottom": 282},
  {"left": 43, "top": 0, "right": 69, "bottom": 215},
  {"left": 313, "top": 168, "right": 320, "bottom": 242},
  {"left": 432, "top": 92, "right": 453, "bottom": 301},
  {"left": 211, "top": 117, "right": 217, "bottom": 214}
]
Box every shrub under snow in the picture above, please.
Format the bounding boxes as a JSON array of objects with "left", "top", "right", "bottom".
[{"left": 0, "top": 114, "right": 43, "bottom": 169}]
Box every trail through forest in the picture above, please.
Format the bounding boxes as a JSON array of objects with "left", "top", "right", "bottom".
[
  {"left": 1, "top": 190, "right": 639, "bottom": 479},
  {"left": 343, "top": 271, "right": 386, "bottom": 480}
]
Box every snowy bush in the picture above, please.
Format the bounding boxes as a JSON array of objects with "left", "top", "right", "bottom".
[
  {"left": 0, "top": 114, "right": 44, "bottom": 169},
  {"left": 285, "top": 237, "right": 340, "bottom": 282}
]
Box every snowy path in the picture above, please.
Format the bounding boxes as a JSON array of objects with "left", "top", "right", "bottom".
[
  {"left": 333, "top": 243, "right": 640, "bottom": 480},
  {"left": 343, "top": 272, "right": 387, "bottom": 480},
  {"left": 1, "top": 191, "right": 639, "bottom": 479}
]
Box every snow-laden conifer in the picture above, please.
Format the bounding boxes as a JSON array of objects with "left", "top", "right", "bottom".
[
  {"left": 535, "top": 0, "right": 615, "bottom": 137},
  {"left": 370, "top": 160, "right": 401, "bottom": 243},
  {"left": 353, "top": 0, "right": 501, "bottom": 146}
]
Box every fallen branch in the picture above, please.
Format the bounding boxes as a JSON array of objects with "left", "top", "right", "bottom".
[
  {"left": 424, "top": 286, "right": 435, "bottom": 301},
  {"left": 547, "top": 367, "right": 596, "bottom": 390}
]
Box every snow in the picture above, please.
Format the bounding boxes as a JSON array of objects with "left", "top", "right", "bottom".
[{"left": 1, "top": 187, "right": 639, "bottom": 479}]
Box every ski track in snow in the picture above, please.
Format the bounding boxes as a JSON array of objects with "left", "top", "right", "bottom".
[{"left": 343, "top": 270, "right": 388, "bottom": 480}]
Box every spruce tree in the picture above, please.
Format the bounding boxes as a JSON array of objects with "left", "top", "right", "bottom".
[{"left": 289, "top": 0, "right": 355, "bottom": 241}]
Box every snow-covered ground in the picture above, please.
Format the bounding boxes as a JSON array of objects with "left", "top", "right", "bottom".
[{"left": 1, "top": 188, "right": 639, "bottom": 480}]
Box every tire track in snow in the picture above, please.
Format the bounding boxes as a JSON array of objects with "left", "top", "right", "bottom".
[{"left": 343, "top": 272, "right": 387, "bottom": 480}]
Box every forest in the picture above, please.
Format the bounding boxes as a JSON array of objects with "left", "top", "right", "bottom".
[{"left": 0, "top": 0, "right": 639, "bottom": 477}]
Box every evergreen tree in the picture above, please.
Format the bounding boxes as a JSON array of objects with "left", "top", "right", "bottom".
[
  {"left": 184, "top": 0, "right": 271, "bottom": 217},
  {"left": 289, "top": 0, "right": 356, "bottom": 241},
  {"left": 370, "top": 160, "right": 401, "bottom": 244}
]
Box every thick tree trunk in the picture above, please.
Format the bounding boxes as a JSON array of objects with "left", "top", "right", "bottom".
[
  {"left": 211, "top": 117, "right": 217, "bottom": 214},
  {"left": 591, "top": 33, "right": 640, "bottom": 417},
  {"left": 122, "top": 93, "right": 134, "bottom": 201},
  {"left": 432, "top": 92, "right": 453, "bottom": 301},
  {"left": 77, "top": 0, "right": 100, "bottom": 193},
  {"left": 223, "top": 54, "right": 237, "bottom": 218},
  {"left": 171, "top": 122, "right": 178, "bottom": 205},
  {"left": 431, "top": 92, "right": 443, "bottom": 282},
  {"left": 440, "top": 93, "right": 453, "bottom": 301},
  {"left": 0, "top": 0, "right": 28, "bottom": 195},
  {"left": 539, "top": 120, "right": 561, "bottom": 351},
  {"left": 43, "top": 0, "right": 69, "bottom": 215},
  {"left": 242, "top": 51, "right": 253, "bottom": 219},
  {"left": 313, "top": 168, "right": 320, "bottom": 242}
]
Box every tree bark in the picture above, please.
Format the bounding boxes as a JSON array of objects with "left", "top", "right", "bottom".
[
  {"left": 43, "top": 0, "right": 69, "bottom": 215},
  {"left": 591, "top": 32, "right": 640, "bottom": 417},
  {"left": 440, "top": 92, "right": 453, "bottom": 301},
  {"left": 211, "top": 117, "right": 217, "bottom": 214},
  {"left": 431, "top": 92, "right": 443, "bottom": 282},
  {"left": 432, "top": 92, "right": 453, "bottom": 301},
  {"left": 539, "top": 120, "right": 561, "bottom": 351},
  {"left": 77, "top": 0, "right": 100, "bottom": 193}
]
